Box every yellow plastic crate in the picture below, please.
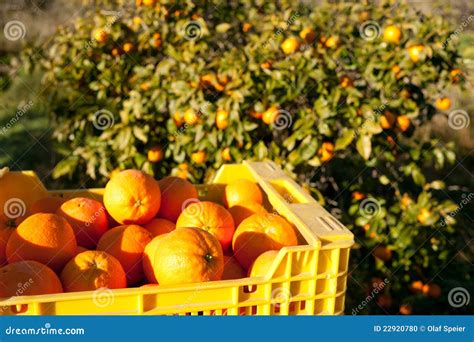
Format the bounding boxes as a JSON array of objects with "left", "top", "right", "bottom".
[{"left": 0, "top": 161, "right": 354, "bottom": 315}]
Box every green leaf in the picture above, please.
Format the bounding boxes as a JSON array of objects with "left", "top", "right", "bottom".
[
  {"left": 335, "top": 129, "right": 355, "bottom": 150},
  {"left": 356, "top": 135, "right": 372, "bottom": 160}
]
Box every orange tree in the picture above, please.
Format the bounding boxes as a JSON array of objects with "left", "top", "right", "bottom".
[{"left": 31, "top": 0, "right": 472, "bottom": 313}]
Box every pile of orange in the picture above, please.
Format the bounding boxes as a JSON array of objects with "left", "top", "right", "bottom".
[{"left": 0, "top": 169, "right": 298, "bottom": 298}]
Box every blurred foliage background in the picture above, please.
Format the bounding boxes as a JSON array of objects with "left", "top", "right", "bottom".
[{"left": 0, "top": 0, "right": 472, "bottom": 314}]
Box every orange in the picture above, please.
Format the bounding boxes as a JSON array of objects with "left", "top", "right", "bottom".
[
  {"left": 318, "top": 142, "right": 334, "bottom": 162},
  {"left": 147, "top": 146, "right": 164, "bottom": 163},
  {"left": 422, "top": 283, "right": 441, "bottom": 298},
  {"left": 6, "top": 213, "right": 77, "bottom": 272},
  {"left": 157, "top": 176, "right": 198, "bottom": 222},
  {"left": 31, "top": 197, "right": 65, "bottom": 214},
  {"left": 56, "top": 197, "right": 109, "bottom": 249},
  {"left": 0, "top": 260, "right": 63, "bottom": 297},
  {"left": 260, "top": 61, "right": 272, "bottom": 70},
  {"left": 248, "top": 250, "right": 279, "bottom": 277},
  {"left": 324, "top": 36, "right": 340, "bottom": 48},
  {"left": 400, "top": 304, "right": 412, "bottom": 315},
  {"left": 435, "top": 97, "right": 452, "bottom": 111},
  {"left": 144, "top": 218, "right": 176, "bottom": 237},
  {"left": 103, "top": 169, "right": 161, "bottom": 225},
  {"left": 242, "top": 22, "right": 252, "bottom": 32},
  {"left": 352, "top": 191, "right": 365, "bottom": 201},
  {"left": 176, "top": 163, "right": 189, "bottom": 179},
  {"left": 224, "top": 179, "right": 264, "bottom": 208},
  {"left": 173, "top": 111, "right": 184, "bottom": 126},
  {"left": 176, "top": 201, "right": 235, "bottom": 251},
  {"left": 391, "top": 65, "right": 401, "bottom": 76},
  {"left": 184, "top": 108, "right": 199, "bottom": 125},
  {"left": 0, "top": 168, "right": 47, "bottom": 220},
  {"left": 397, "top": 115, "right": 411, "bottom": 132},
  {"left": 262, "top": 105, "right": 279, "bottom": 125},
  {"left": 380, "top": 111, "right": 396, "bottom": 129},
  {"left": 123, "top": 42, "right": 134, "bottom": 53},
  {"left": 222, "top": 255, "right": 246, "bottom": 280},
  {"left": 92, "top": 28, "right": 108, "bottom": 43},
  {"left": 229, "top": 202, "right": 267, "bottom": 227},
  {"left": 145, "top": 227, "right": 224, "bottom": 285},
  {"left": 97, "top": 225, "right": 153, "bottom": 285},
  {"left": 409, "top": 280, "right": 424, "bottom": 294},
  {"left": 111, "top": 48, "right": 121, "bottom": 57},
  {"left": 0, "top": 216, "right": 18, "bottom": 266},
  {"left": 191, "top": 151, "right": 207, "bottom": 164},
  {"left": 221, "top": 147, "right": 232, "bottom": 161},
  {"left": 60, "top": 250, "right": 126, "bottom": 292},
  {"left": 299, "top": 28, "right": 316, "bottom": 43},
  {"left": 142, "top": 234, "right": 166, "bottom": 283},
  {"left": 450, "top": 68, "right": 462, "bottom": 82},
  {"left": 281, "top": 37, "right": 301, "bottom": 55},
  {"left": 383, "top": 25, "right": 401, "bottom": 44},
  {"left": 340, "top": 76, "right": 353, "bottom": 88},
  {"left": 142, "top": 0, "right": 156, "bottom": 6},
  {"left": 401, "top": 194, "right": 412, "bottom": 207},
  {"left": 232, "top": 213, "right": 298, "bottom": 269},
  {"left": 408, "top": 45, "right": 424, "bottom": 62},
  {"left": 373, "top": 246, "right": 392, "bottom": 262},
  {"left": 216, "top": 109, "right": 229, "bottom": 129}
]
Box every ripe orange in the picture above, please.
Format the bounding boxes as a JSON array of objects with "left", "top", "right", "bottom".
[
  {"left": 145, "top": 227, "right": 224, "bottom": 285},
  {"left": 422, "top": 283, "right": 441, "bottom": 298},
  {"left": 400, "top": 304, "right": 412, "bottom": 315},
  {"left": 191, "top": 151, "right": 207, "bottom": 164},
  {"left": 97, "top": 225, "right": 153, "bottom": 285},
  {"left": 92, "top": 28, "right": 108, "bottom": 43},
  {"left": 299, "top": 28, "right": 316, "bottom": 43},
  {"left": 123, "top": 42, "right": 134, "bottom": 53},
  {"left": 142, "top": 0, "right": 156, "bottom": 6},
  {"left": 383, "top": 25, "right": 401, "bottom": 44},
  {"left": 176, "top": 163, "right": 189, "bottom": 179},
  {"left": 0, "top": 216, "right": 17, "bottom": 266},
  {"left": 111, "top": 48, "right": 121, "bottom": 57},
  {"left": 157, "top": 176, "right": 199, "bottom": 222},
  {"left": 222, "top": 255, "right": 246, "bottom": 280},
  {"left": 352, "top": 191, "right": 365, "bottom": 201},
  {"left": 229, "top": 202, "right": 267, "bottom": 227},
  {"left": 397, "top": 115, "right": 411, "bottom": 132},
  {"left": 56, "top": 197, "right": 109, "bottom": 249},
  {"left": 242, "top": 22, "right": 252, "bottom": 32},
  {"left": 221, "top": 147, "right": 232, "bottom": 161},
  {"left": 147, "top": 146, "right": 164, "bottom": 163},
  {"left": 0, "top": 260, "right": 63, "bottom": 297},
  {"left": 401, "top": 194, "right": 412, "bottom": 207},
  {"left": 6, "top": 213, "right": 77, "bottom": 272},
  {"left": 142, "top": 234, "right": 166, "bottom": 283},
  {"left": 248, "top": 250, "right": 279, "bottom": 277},
  {"left": 318, "top": 142, "right": 334, "bottom": 162},
  {"left": 60, "top": 250, "right": 126, "bottom": 292},
  {"left": 450, "top": 68, "right": 462, "bottom": 82},
  {"left": 30, "top": 197, "right": 65, "bottom": 214},
  {"left": 224, "top": 179, "right": 264, "bottom": 208},
  {"left": 216, "top": 109, "right": 229, "bottom": 129},
  {"left": 103, "top": 169, "right": 161, "bottom": 225},
  {"left": 408, "top": 45, "right": 424, "bottom": 62},
  {"left": 232, "top": 213, "right": 298, "bottom": 269},
  {"left": 281, "top": 37, "right": 301, "bottom": 55},
  {"left": 380, "top": 112, "right": 396, "bottom": 129},
  {"left": 417, "top": 208, "right": 431, "bottom": 225},
  {"left": 260, "top": 61, "right": 272, "bottom": 70},
  {"left": 391, "top": 65, "right": 401, "bottom": 75},
  {"left": 0, "top": 169, "right": 47, "bottom": 220},
  {"left": 324, "top": 36, "right": 340, "bottom": 48},
  {"left": 435, "top": 97, "right": 452, "bottom": 111},
  {"left": 173, "top": 111, "right": 184, "bottom": 126},
  {"left": 373, "top": 246, "right": 392, "bottom": 262},
  {"left": 184, "top": 108, "right": 199, "bottom": 125},
  {"left": 144, "top": 218, "right": 176, "bottom": 237},
  {"left": 410, "top": 280, "right": 424, "bottom": 294},
  {"left": 262, "top": 106, "right": 279, "bottom": 125},
  {"left": 340, "top": 76, "right": 353, "bottom": 88},
  {"left": 176, "top": 201, "right": 235, "bottom": 251}
]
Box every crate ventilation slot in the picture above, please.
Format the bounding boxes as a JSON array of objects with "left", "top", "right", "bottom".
[{"left": 318, "top": 216, "right": 345, "bottom": 231}]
